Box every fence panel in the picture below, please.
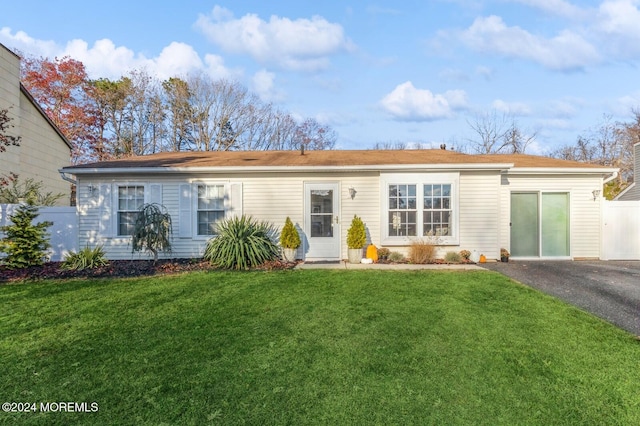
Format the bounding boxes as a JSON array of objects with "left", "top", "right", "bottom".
[
  {"left": 602, "top": 200, "right": 640, "bottom": 260},
  {"left": 0, "top": 204, "right": 78, "bottom": 262}
]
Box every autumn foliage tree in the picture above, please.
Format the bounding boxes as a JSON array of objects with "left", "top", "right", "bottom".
[
  {"left": 21, "top": 56, "right": 100, "bottom": 163},
  {"left": 20, "top": 54, "right": 338, "bottom": 163}
]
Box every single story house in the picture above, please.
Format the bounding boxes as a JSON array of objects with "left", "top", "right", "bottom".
[{"left": 59, "top": 149, "right": 618, "bottom": 261}]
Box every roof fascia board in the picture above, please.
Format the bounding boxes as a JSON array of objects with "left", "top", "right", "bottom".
[
  {"left": 506, "top": 167, "right": 619, "bottom": 175},
  {"left": 62, "top": 163, "right": 514, "bottom": 175}
]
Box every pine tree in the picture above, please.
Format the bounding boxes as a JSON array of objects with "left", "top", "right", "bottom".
[{"left": 0, "top": 203, "right": 52, "bottom": 269}]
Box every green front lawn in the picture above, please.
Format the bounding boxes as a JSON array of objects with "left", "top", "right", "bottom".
[{"left": 1, "top": 270, "right": 639, "bottom": 425}]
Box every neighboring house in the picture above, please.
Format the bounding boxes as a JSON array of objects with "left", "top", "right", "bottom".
[
  {"left": 0, "top": 43, "right": 72, "bottom": 206},
  {"left": 60, "top": 149, "right": 618, "bottom": 261},
  {"left": 615, "top": 142, "right": 640, "bottom": 200}
]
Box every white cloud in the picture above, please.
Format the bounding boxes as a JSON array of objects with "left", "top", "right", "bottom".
[
  {"left": 251, "top": 69, "right": 285, "bottom": 102},
  {"left": 613, "top": 91, "right": 640, "bottom": 115},
  {"left": 460, "top": 15, "right": 600, "bottom": 70},
  {"left": 0, "top": 27, "right": 58, "bottom": 57},
  {"left": 492, "top": 99, "right": 532, "bottom": 116},
  {"left": 194, "top": 5, "right": 355, "bottom": 72},
  {"left": 595, "top": 0, "right": 640, "bottom": 57},
  {"left": 546, "top": 99, "right": 580, "bottom": 119},
  {"left": 0, "top": 27, "right": 235, "bottom": 81},
  {"left": 380, "top": 81, "right": 468, "bottom": 121}
]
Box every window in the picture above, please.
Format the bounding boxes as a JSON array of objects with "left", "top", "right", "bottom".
[
  {"left": 197, "top": 184, "right": 225, "bottom": 235},
  {"left": 423, "top": 184, "right": 452, "bottom": 236},
  {"left": 382, "top": 174, "right": 458, "bottom": 244},
  {"left": 388, "top": 184, "right": 417, "bottom": 236},
  {"left": 117, "top": 185, "right": 144, "bottom": 236}
]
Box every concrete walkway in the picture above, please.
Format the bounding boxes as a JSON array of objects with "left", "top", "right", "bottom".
[{"left": 295, "top": 261, "right": 483, "bottom": 270}]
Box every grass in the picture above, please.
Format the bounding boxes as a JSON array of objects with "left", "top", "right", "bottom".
[{"left": 1, "top": 270, "right": 640, "bottom": 425}]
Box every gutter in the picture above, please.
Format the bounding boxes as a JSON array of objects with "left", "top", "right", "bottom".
[
  {"left": 58, "top": 170, "right": 77, "bottom": 185},
  {"left": 60, "top": 163, "right": 515, "bottom": 175},
  {"left": 603, "top": 170, "right": 618, "bottom": 185}
]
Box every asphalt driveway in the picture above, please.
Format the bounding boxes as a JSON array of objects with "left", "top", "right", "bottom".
[{"left": 482, "top": 260, "right": 640, "bottom": 336}]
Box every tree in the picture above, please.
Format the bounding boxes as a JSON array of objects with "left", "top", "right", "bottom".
[
  {"left": 293, "top": 118, "right": 337, "bottom": 151},
  {"left": 162, "top": 77, "right": 193, "bottom": 152},
  {"left": 21, "top": 55, "right": 100, "bottom": 163},
  {"left": 466, "top": 111, "right": 535, "bottom": 154},
  {"left": 550, "top": 114, "right": 636, "bottom": 198},
  {"left": 0, "top": 203, "right": 52, "bottom": 269},
  {"left": 22, "top": 56, "right": 340, "bottom": 158},
  {"left": 131, "top": 203, "right": 173, "bottom": 262}
]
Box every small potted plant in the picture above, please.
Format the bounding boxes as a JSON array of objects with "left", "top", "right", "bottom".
[
  {"left": 280, "top": 217, "right": 301, "bottom": 263},
  {"left": 500, "top": 248, "right": 510, "bottom": 262},
  {"left": 346, "top": 215, "right": 366, "bottom": 263}
]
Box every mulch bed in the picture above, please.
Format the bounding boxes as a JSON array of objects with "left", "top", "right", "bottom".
[{"left": 0, "top": 259, "right": 295, "bottom": 283}]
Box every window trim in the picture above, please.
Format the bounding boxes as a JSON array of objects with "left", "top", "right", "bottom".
[
  {"left": 195, "top": 182, "right": 227, "bottom": 238},
  {"left": 380, "top": 173, "right": 459, "bottom": 246},
  {"left": 114, "top": 183, "right": 148, "bottom": 237},
  {"left": 191, "top": 181, "right": 230, "bottom": 240}
]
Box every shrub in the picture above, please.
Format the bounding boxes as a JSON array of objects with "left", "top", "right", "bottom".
[
  {"left": 203, "top": 215, "right": 279, "bottom": 270},
  {"left": 0, "top": 203, "right": 52, "bottom": 269},
  {"left": 61, "top": 245, "right": 108, "bottom": 270},
  {"left": 131, "top": 203, "right": 173, "bottom": 262},
  {"left": 388, "top": 251, "right": 405, "bottom": 263},
  {"left": 445, "top": 251, "right": 462, "bottom": 263},
  {"left": 279, "top": 217, "right": 301, "bottom": 249},
  {"left": 377, "top": 247, "right": 391, "bottom": 258},
  {"left": 459, "top": 249, "right": 471, "bottom": 260},
  {"left": 409, "top": 239, "right": 437, "bottom": 264},
  {"left": 347, "top": 215, "right": 366, "bottom": 249}
]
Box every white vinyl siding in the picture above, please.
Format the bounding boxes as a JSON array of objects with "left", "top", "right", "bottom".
[{"left": 499, "top": 174, "right": 604, "bottom": 259}]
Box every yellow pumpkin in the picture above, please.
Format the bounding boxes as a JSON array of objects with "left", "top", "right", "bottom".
[
  {"left": 366, "top": 244, "right": 379, "bottom": 262},
  {"left": 479, "top": 254, "right": 486, "bottom": 263}
]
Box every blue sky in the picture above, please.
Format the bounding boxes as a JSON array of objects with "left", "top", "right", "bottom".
[{"left": 2, "top": 0, "right": 640, "bottom": 153}]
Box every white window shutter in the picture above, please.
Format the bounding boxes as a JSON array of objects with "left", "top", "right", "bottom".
[
  {"left": 149, "top": 183, "right": 162, "bottom": 205},
  {"left": 179, "top": 183, "right": 192, "bottom": 238},
  {"left": 228, "top": 182, "right": 243, "bottom": 218},
  {"left": 99, "top": 184, "right": 113, "bottom": 237}
]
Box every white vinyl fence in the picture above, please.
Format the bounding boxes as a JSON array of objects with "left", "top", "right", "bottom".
[
  {"left": 602, "top": 200, "right": 640, "bottom": 260},
  {"left": 0, "top": 204, "right": 78, "bottom": 262}
]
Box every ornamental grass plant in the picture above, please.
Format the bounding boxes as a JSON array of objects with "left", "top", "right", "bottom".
[{"left": 203, "top": 215, "right": 279, "bottom": 270}]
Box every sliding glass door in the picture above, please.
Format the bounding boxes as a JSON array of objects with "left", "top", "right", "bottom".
[{"left": 510, "top": 192, "right": 569, "bottom": 257}]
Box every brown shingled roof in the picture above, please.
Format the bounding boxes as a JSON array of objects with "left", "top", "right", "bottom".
[{"left": 64, "top": 149, "right": 612, "bottom": 171}]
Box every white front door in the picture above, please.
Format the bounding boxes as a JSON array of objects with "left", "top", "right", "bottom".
[{"left": 304, "top": 183, "right": 340, "bottom": 260}]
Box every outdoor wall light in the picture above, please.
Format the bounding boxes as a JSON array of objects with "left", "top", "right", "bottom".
[
  {"left": 592, "top": 189, "right": 601, "bottom": 201},
  {"left": 348, "top": 186, "right": 357, "bottom": 199},
  {"left": 87, "top": 184, "right": 98, "bottom": 197}
]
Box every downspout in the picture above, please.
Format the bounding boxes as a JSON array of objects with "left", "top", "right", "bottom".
[
  {"left": 603, "top": 170, "right": 618, "bottom": 185},
  {"left": 58, "top": 170, "right": 77, "bottom": 185}
]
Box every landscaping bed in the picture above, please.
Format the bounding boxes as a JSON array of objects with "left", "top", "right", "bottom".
[{"left": 0, "top": 258, "right": 294, "bottom": 283}]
